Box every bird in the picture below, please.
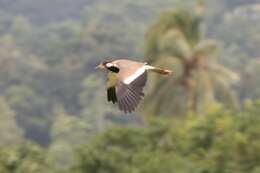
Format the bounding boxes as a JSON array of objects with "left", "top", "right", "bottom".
[{"left": 96, "top": 59, "right": 172, "bottom": 113}]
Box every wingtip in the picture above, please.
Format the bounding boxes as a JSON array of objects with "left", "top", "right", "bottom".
[
  {"left": 149, "top": 67, "right": 172, "bottom": 75},
  {"left": 164, "top": 69, "right": 173, "bottom": 75},
  {"left": 160, "top": 69, "right": 172, "bottom": 75}
]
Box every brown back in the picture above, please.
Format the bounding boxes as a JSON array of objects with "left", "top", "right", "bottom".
[{"left": 113, "top": 59, "right": 146, "bottom": 80}]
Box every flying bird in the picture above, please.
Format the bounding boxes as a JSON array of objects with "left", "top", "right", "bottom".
[{"left": 96, "top": 59, "right": 172, "bottom": 113}]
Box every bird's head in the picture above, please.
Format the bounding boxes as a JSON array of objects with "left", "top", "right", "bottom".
[
  {"left": 96, "top": 59, "right": 120, "bottom": 73},
  {"left": 95, "top": 60, "right": 112, "bottom": 70},
  {"left": 95, "top": 61, "right": 106, "bottom": 70}
]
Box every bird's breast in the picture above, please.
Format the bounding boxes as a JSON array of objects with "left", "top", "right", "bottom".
[{"left": 107, "top": 72, "right": 118, "bottom": 87}]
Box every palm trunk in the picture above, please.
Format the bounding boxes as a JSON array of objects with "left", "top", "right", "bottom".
[{"left": 187, "top": 83, "right": 196, "bottom": 112}]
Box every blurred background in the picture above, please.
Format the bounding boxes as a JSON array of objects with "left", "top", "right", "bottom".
[{"left": 0, "top": 0, "right": 260, "bottom": 172}]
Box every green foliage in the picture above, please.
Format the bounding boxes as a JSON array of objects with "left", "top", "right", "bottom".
[
  {"left": 0, "top": 143, "right": 50, "bottom": 173},
  {"left": 0, "top": 1, "right": 259, "bottom": 173},
  {"left": 79, "top": 74, "right": 121, "bottom": 132},
  {"left": 46, "top": 105, "right": 90, "bottom": 171},
  {"left": 0, "top": 97, "right": 23, "bottom": 146},
  {"left": 0, "top": 105, "right": 259, "bottom": 173},
  {"left": 4, "top": 85, "right": 50, "bottom": 145},
  {"left": 239, "top": 59, "right": 260, "bottom": 100},
  {"left": 74, "top": 104, "right": 260, "bottom": 173}
]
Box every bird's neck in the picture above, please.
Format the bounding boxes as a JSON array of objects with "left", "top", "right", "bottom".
[{"left": 107, "top": 66, "right": 120, "bottom": 73}]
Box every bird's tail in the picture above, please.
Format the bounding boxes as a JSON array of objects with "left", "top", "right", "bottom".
[{"left": 145, "top": 65, "right": 172, "bottom": 75}]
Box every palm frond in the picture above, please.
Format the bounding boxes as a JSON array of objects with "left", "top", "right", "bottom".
[
  {"left": 210, "top": 64, "right": 240, "bottom": 84},
  {"left": 158, "top": 29, "right": 192, "bottom": 60},
  {"left": 192, "top": 40, "right": 219, "bottom": 59}
]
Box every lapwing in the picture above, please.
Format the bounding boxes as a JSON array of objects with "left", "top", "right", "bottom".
[{"left": 96, "top": 59, "right": 172, "bottom": 113}]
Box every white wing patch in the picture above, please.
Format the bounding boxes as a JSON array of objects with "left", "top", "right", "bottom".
[{"left": 123, "top": 65, "right": 148, "bottom": 84}]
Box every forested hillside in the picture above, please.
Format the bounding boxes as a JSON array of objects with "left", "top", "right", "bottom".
[{"left": 0, "top": 0, "right": 259, "bottom": 172}]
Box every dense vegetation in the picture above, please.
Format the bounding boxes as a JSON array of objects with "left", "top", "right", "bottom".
[
  {"left": 0, "top": 0, "right": 260, "bottom": 172},
  {"left": 1, "top": 104, "right": 260, "bottom": 173}
]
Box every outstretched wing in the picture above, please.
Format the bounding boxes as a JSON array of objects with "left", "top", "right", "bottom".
[{"left": 116, "top": 71, "right": 147, "bottom": 113}]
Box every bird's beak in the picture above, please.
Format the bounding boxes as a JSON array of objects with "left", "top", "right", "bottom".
[{"left": 95, "top": 63, "right": 105, "bottom": 70}]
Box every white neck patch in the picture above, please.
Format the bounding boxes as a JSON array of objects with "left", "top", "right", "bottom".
[{"left": 106, "top": 63, "right": 114, "bottom": 68}]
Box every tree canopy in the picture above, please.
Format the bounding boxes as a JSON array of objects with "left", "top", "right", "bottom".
[{"left": 0, "top": 1, "right": 259, "bottom": 173}]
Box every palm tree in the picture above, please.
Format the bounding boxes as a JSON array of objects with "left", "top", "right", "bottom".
[{"left": 143, "top": 4, "right": 238, "bottom": 116}]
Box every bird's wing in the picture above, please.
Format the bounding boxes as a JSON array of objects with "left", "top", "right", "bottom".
[{"left": 116, "top": 71, "right": 147, "bottom": 113}]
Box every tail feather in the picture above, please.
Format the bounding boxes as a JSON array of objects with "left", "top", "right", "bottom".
[{"left": 145, "top": 65, "right": 172, "bottom": 75}]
